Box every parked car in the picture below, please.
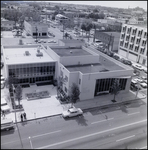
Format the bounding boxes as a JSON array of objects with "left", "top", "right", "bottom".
[
  {"left": 1, "top": 62, "right": 4, "bottom": 69},
  {"left": 113, "top": 55, "right": 120, "bottom": 60},
  {"left": 143, "top": 68, "right": 147, "bottom": 73},
  {"left": 1, "top": 118, "right": 14, "bottom": 131},
  {"left": 1, "top": 98, "right": 10, "bottom": 113},
  {"left": 141, "top": 76, "right": 147, "bottom": 80},
  {"left": 132, "top": 64, "right": 143, "bottom": 71},
  {"left": 140, "top": 82, "right": 147, "bottom": 88},
  {"left": 143, "top": 79, "right": 147, "bottom": 84},
  {"left": 62, "top": 107, "right": 83, "bottom": 118},
  {"left": 133, "top": 78, "right": 143, "bottom": 83},
  {"left": 48, "top": 40, "right": 57, "bottom": 43}
]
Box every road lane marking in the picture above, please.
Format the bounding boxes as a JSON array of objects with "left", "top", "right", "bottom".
[
  {"left": 36, "top": 119, "right": 147, "bottom": 149},
  {"left": 1, "top": 130, "right": 61, "bottom": 145},
  {"left": 91, "top": 118, "right": 114, "bottom": 124},
  {"left": 128, "top": 112, "right": 140, "bottom": 116},
  {"left": 32, "top": 130, "right": 61, "bottom": 139},
  {"left": 116, "top": 135, "right": 135, "bottom": 142}
]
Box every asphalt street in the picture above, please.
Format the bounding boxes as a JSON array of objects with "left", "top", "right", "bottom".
[{"left": 1, "top": 99, "right": 147, "bottom": 149}]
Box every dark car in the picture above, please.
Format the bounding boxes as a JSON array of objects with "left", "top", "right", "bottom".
[
  {"left": 113, "top": 55, "right": 120, "bottom": 60},
  {"left": 1, "top": 62, "right": 4, "bottom": 69}
]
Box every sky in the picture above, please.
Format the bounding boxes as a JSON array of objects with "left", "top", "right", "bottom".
[{"left": 48, "top": 1, "right": 147, "bottom": 11}]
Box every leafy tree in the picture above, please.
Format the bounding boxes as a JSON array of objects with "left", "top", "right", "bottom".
[
  {"left": 15, "top": 84, "right": 22, "bottom": 108},
  {"left": 93, "top": 9, "right": 99, "bottom": 13},
  {"left": 64, "top": 32, "right": 69, "bottom": 39},
  {"left": 110, "top": 79, "right": 121, "bottom": 101},
  {"left": 81, "top": 23, "right": 86, "bottom": 37},
  {"left": 70, "top": 83, "right": 80, "bottom": 107},
  {"left": 5, "top": 76, "right": 19, "bottom": 89}
]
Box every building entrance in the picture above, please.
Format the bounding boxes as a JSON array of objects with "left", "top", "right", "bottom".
[{"left": 30, "top": 78, "right": 35, "bottom": 83}]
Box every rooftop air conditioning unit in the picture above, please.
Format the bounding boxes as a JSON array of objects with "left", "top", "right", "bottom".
[{"left": 36, "top": 52, "right": 43, "bottom": 57}]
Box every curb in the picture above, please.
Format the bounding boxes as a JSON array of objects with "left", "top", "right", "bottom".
[
  {"left": 15, "top": 113, "right": 62, "bottom": 124},
  {"left": 15, "top": 96, "right": 146, "bottom": 124}
]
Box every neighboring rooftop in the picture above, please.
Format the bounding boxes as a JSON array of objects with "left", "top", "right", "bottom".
[
  {"left": 65, "top": 63, "right": 123, "bottom": 74},
  {"left": 60, "top": 39, "right": 85, "bottom": 44},
  {"left": 3, "top": 45, "right": 55, "bottom": 65},
  {"left": 51, "top": 47, "right": 92, "bottom": 57},
  {"left": 26, "top": 21, "right": 48, "bottom": 27}
]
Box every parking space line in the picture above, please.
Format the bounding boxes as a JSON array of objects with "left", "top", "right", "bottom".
[
  {"left": 116, "top": 135, "right": 135, "bottom": 142},
  {"left": 128, "top": 112, "right": 140, "bottom": 116}
]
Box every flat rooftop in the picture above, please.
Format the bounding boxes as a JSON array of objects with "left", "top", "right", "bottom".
[
  {"left": 3, "top": 46, "right": 55, "bottom": 65},
  {"left": 65, "top": 63, "right": 124, "bottom": 74},
  {"left": 51, "top": 47, "right": 92, "bottom": 57}
]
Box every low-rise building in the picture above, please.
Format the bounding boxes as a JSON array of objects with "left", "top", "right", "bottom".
[
  {"left": 2, "top": 40, "right": 133, "bottom": 101},
  {"left": 2, "top": 45, "right": 56, "bottom": 85},
  {"left": 94, "top": 30, "right": 121, "bottom": 52},
  {"left": 1, "top": 20, "right": 15, "bottom": 30},
  {"left": 55, "top": 14, "right": 68, "bottom": 24},
  {"left": 118, "top": 23, "right": 147, "bottom": 67},
  {"left": 24, "top": 21, "right": 48, "bottom": 37}
]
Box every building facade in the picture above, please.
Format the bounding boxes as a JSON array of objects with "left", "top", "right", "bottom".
[
  {"left": 118, "top": 24, "right": 147, "bottom": 66},
  {"left": 1, "top": 20, "right": 15, "bottom": 30},
  {"left": 2, "top": 40, "right": 133, "bottom": 101},
  {"left": 94, "top": 30, "right": 121, "bottom": 52},
  {"left": 2, "top": 45, "right": 57, "bottom": 85},
  {"left": 46, "top": 42, "right": 133, "bottom": 101},
  {"left": 24, "top": 21, "right": 48, "bottom": 37}
]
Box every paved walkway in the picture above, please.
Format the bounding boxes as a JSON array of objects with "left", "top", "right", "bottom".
[{"left": 1, "top": 84, "right": 146, "bottom": 123}]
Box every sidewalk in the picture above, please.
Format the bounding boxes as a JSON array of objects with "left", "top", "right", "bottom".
[{"left": 2, "top": 87, "right": 146, "bottom": 123}]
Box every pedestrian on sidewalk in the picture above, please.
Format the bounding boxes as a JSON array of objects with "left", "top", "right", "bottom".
[
  {"left": 20, "top": 113, "right": 23, "bottom": 122},
  {"left": 23, "top": 112, "right": 27, "bottom": 120},
  {"left": 2, "top": 110, "right": 5, "bottom": 118}
]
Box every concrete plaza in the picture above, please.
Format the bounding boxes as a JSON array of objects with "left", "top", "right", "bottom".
[{"left": 1, "top": 83, "right": 146, "bottom": 123}]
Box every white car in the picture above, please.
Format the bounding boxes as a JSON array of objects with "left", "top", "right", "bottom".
[
  {"left": 133, "top": 78, "right": 143, "bottom": 83},
  {"left": 132, "top": 64, "right": 143, "bottom": 71},
  {"left": 48, "top": 40, "right": 56, "bottom": 43},
  {"left": 62, "top": 107, "right": 83, "bottom": 118},
  {"left": 143, "top": 68, "right": 147, "bottom": 73},
  {"left": 141, "top": 76, "right": 147, "bottom": 80},
  {"left": 140, "top": 82, "right": 147, "bottom": 88}
]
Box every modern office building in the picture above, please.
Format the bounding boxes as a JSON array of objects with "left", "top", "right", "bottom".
[
  {"left": 24, "top": 21, "right": 48, "bottom": 37},
  {"left": 46, "top": 42, "right": 133, "bottom": 101},
  {"left": 2, "top": 40, "right": 133, "bottom": 101},
  {"left": 118, "top": 23, "right": 147, "bottom": 66},
  {"left": 2, "top": 45, "right": 56, "bottom": 85},
  {"left": 94, "top": 30, "right": 121, "bottom": 52}
]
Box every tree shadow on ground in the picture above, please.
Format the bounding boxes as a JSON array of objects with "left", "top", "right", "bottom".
[
  {"left": 120, "top": 105, "right": 128, "bottom": 113},
  {"left": 75, "top": 115, "right": 88, "bottom": 126}
]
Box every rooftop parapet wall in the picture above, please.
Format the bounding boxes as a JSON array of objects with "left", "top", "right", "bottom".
[{"left": 61, "top": 55, "right": 100, "bottom": 66}]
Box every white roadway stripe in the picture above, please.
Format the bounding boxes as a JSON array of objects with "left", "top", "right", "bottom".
[
  {"left": 116, "top": 135, "right": 135, "bottom": 142},
  {"left": 37, "top": 119, "right": 147, "bottom": 149},
  {"left": 32, "top": 130, "right": 61, "bottom": 139},
  {"left": 128, "top": 112, "right": 140, "bottom": 116},
  {"left": 1, "top": 130, "right": 61, "bottom": 146},
  {"left": 91, "top": 118, "right": 114, "bottom": 124}
]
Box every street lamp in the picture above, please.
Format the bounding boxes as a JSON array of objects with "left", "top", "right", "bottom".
[
  {"left": 12, "top": 84, "right": 24, "bottom": 149},
  {"left": 28, "top": 136, "right": 34, "bottom": 149}
]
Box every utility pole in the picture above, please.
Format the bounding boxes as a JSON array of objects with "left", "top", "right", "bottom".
[{"left": 12, "top": 84, "right": 24, "bottom": 149}]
